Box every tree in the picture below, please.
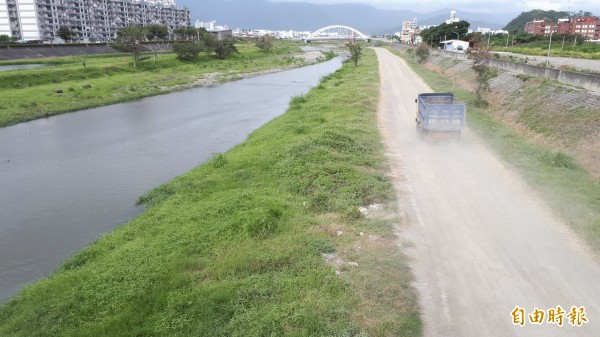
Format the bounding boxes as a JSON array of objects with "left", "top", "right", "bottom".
[
  {"left": 415, "top": 43, "right": 430, "bottom": 63},
  {"left": 572, "top": 10, "right": 594, "bottom": 18},
  {"left": 201, "top": 32, "right": 217, "bottom": 54},
  {"left": 467, "top": 37, "right": 496, "bottom": 107},
  {"left": 173, "top": 42, "right": 203, "bottom": 61},
  {"left": 345, "top": 41, "right": 362, "bottom": 66},
  {"left": 58, "top": 26, "right": 72, "bottom": 42},
  {"left": 0, "top": 34, "right": 10, "bottom": 44},
  {"left": 173, "top": 26, "right": 202, "bottom": 40},
  {"left": 112, "top": 25, "right": 148, "bottom": 68},
  {"left": 213, "top": 39, "right": 238, "bottom": 59},
  {"left": 420, "top": 20, "right": 470, "bottom": 47},
  {"left": 503, "top": 10, "right": 569, "bottom": 32},
  {"left": 255, "top": 35, "right": 274, "bottom": 52},
  {"left": 146, "top": 25, "right": 169, "bottom": 41},
  {"left": 147, "top": 42, "right": 171, "bottom": 64}
]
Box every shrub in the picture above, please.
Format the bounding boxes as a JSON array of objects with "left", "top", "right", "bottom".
[
  {"left": 173, "top": 42, "right": 203, "bottom": 61},
  {"left": 416, "top": 43, "right": 430, "bottom": 63},
  {"left": 345, "top": 41, "right": 362, "bottom": 66},
  {"left": 255, "top": 35, "right": 274, "bottom": 52}
]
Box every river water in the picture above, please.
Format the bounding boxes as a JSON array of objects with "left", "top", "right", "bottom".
[
  {"left": 0, "top": 64, "right": 46, "bottom": 72},
  {"left": 0, "top": 58, "right": 343, "bottom": 302}
]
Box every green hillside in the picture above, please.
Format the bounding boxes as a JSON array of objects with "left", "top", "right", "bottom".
[{"left": 503, "top": 10, "right": 569, "bottom": 32}]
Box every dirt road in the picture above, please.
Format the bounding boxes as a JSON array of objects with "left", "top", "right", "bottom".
[{"left": 374, "top": 48, "right": 600, "bottom": 337}]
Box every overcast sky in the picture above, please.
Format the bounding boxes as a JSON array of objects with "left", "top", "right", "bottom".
[{"left": 271, "top": 0, "right": 600, "bottom": 14}]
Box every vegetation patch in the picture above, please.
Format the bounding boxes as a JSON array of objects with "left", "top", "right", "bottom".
[
  {"left": 0, "top": 41, "right": 311, "bottom": 128},
  {"left": 0, "top": 49, "right": 421, "bottom": 336}
]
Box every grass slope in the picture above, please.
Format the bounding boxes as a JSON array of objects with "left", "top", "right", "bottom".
[
  {"left": 0, "top": 41, "right": 310, "bottom": 128},
  {"left": 391, "top": 47, "right": 600, "bottom": 254},
  {"left": 0, "top": 49, "right": 422, "bottom": 336}
]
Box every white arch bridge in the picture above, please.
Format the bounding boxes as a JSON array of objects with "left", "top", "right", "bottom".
[{"left": 305, "top": 25, "right": 370, "bottom": 42}]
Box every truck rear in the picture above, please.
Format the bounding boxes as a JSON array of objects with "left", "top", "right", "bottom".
[{"left": 415, "top": 93, "right": 466, "bottom": 140}]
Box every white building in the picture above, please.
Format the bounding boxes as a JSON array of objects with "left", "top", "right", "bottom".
[
  {"left": 402, "top": 18, "right": 417, "bottom": 32},
  {"left": 440, "top": 39, "right": 469, "bottom": 52},
  {"left": 0, "top": 0, "right": 190, "bottom": 42},
  {"left": 445, "top": 10, "right": 460, "bottom": 24}
]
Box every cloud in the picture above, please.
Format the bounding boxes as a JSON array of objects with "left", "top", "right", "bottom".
[
  {"left": 524, "top": 1, "right": 563, "bottom": 11},
  {"left": 269, "top": 0, "right": 600, "bottom": 14}
]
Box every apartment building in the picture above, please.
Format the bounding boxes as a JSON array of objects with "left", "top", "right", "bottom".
[
  {"left": 0, "top": 0, "right": 190, "bottom": 42},
  {"left": 524, "top": 16, "right": 600, "bottom": 40}
]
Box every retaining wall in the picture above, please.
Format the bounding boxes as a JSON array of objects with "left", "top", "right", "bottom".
[
  {"left": 433, "top": 49, "right": 600, "bottom": 93},
  {"left": 0, "top": 44, "right": 120, "bottom": 60}
]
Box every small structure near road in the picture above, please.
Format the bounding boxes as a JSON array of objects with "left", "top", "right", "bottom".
[{"left": 439, "top": 39, "right": 469, "bottom": 52}]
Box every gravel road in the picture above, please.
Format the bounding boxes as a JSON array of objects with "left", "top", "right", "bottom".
[{"left": 374, "top": 48, "right": 600, "bottom": 337}]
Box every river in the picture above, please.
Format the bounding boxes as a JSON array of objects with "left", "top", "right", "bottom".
[
  {"left": 0, "top": 57, "right": 343, "bottom": 302},
  {"left": 0, "top": 64, "right": 46, "bottom": 72}
]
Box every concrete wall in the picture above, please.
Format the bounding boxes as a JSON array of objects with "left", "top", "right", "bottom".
[
  {"left": 0, "top": 45, "right": 120, "bottom": 60},
  {"left": 432, "top": 49, "right": 600, "bottom": 93},
  {"left": 485, "top": 58, "right": 600, "bottom": 92}
]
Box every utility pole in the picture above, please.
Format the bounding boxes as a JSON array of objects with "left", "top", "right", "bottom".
[
  {"left": 546, "top": 31, "right": 553, "bottom": 67},
  {"left": 487, "top": 32, "right": 491, "bottom": 48}
]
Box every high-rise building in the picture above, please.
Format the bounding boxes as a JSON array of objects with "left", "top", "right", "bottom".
[
  {"left": 445, "top": 10, "right": 460, "bottom": 24},
  {"left": 402, "top": 18, "right": 417, "bottom": 32},
  {"left": 0, "top": 0, "right": 190, "bottom": 42}
]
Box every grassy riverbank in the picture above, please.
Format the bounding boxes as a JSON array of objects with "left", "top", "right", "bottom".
[
  {"left": 390, "top": 47, "right": 600, "bottom": 254},
  {"left": 0, "top": 41, "right": 316, "bottom": 128},
  {"left": 0, "top": 49, "right": 422, "bottom": 336}
]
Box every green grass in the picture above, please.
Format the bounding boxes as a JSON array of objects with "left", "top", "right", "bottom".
[
  {"left": 0, "top": 49, "right": 422, "bottom": 336},
  {"left": 488, "top": 39, "right": 600, "bottom": 60},
  {"left": 0, "top": 41, "right": 309, "bottom": 128},
  {"left": 390, "top": 47, "right": 600, "bottom": 253}
]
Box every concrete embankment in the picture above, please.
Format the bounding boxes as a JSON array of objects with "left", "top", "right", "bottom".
[
  {"left": 0, "top": 44, "right": 121, "bottom": 60},
  {"left": 432, "top": 49, "right": 600, "bottom": 92}
]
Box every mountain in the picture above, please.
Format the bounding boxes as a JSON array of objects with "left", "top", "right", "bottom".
[
  {"left": 503, "top": 10, "right": 569, "bottom": 32},
  {"left": 175, "top": 0, "right": 515, "bottom": 34}
]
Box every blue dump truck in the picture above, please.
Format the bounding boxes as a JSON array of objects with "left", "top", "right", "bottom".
[{"left": 415, "top": 93, "right": 466, "bottom": 140}]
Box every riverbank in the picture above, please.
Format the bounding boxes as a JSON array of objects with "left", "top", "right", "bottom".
[
  {"left": 0, "top": 49, "right": 422, "bottom": 336},
  {"left": 0, "top": 41, "right": 330, "bottom": 128},
  {"left": 388, "top": 46, "right": 600, "bottom": 256}
]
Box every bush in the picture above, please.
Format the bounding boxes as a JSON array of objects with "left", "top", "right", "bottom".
[
  {"left": 345, "top": 41, "right": 362, "bottom": 66},
  {"left": 173, "top": 42, "right": 203, "bottom": 61},
  {"left": 416, "top": 43, "right": 430, "bottom": 63},
  {"left": 255, "top": 35, "right": 274, "bottom": 52},
  {"left": 213, "top": 39, "right": 238, "bottom": 59}
]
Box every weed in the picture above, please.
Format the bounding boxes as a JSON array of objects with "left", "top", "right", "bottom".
[
  {"left": 290, "top": 95, "right": 307, "bottom": 106},
  {"left": 211, "top": 153, "right": 227, "bottom": 168},
  {"left": 540, "top": 151, "right": 577, "bottom": 169}
]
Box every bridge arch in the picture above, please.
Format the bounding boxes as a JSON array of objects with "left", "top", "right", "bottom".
[{"left": 307, "top": 25, "right": 369, "bottom": 40}]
